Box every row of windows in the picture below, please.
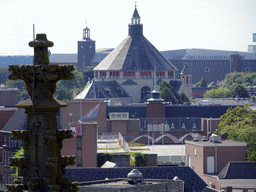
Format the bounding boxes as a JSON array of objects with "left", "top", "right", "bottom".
[
  {"left": 5, "top": 135, "right": 22, "bottom": 148},
  {"left": 2, "top": 171, "right": 13, "bottom": 185},
  {"left": 95, "top": 71, "right": 175, "bottom": 79},
  {"left": 3, "top": 152, "right": 12, "bottom": 167}
]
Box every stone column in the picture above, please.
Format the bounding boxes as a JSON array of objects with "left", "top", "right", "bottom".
[{"left": 7, "top": 34, "right": 78, "bottom": 192}]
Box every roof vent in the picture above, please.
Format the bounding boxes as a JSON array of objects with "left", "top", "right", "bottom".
[
  {"left": 173, "top": 176, "right": 181, "bottom": 180},
  {"left": 201, "top": 136, "right": 208, "bottom": 141},
  {"left": 127, "top": 169, "right": 143, "bottom": 184},
  {"left": 209, "top": 134, "right": 221, "bottom": 143},
  {"left": 192, "top": 133, "right": 199, "bottom": 142}
]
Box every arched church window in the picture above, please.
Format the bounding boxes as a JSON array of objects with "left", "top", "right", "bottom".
[
  {"left": 141, "top": 86, "right": 151, "bottom": 100},
  {"left": 205, "top": 67, "right": 210, "bottom": 72},
  {"left": 245, "top": 67, "right": 250, "bottom": 73}
]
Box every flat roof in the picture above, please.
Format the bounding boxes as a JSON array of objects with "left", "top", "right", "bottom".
[
  {"left": 79, "top": 178, "right": 181, "bottom": 189},
  {"left": 185, "top": 139, "right": 247, "bottom": 147}
]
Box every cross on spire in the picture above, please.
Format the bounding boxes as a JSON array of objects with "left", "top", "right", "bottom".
[{"left": 135, "top": 1, "right": 137, "bottom": 8}]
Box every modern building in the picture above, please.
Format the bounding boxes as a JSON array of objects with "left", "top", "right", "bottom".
[
  {"left": 185, "top": 135, "right": 248, "bottom": 191},
  {"left": 61, "top": 122, "right": 97, "bottom": 168}
]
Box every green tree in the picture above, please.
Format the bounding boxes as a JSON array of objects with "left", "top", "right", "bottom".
[
  {"left": 215, "top": 105, "right": 256, "bottom": 161},
  {"left": 5, "top": 79, "right": 26, "bottom": 91},
  {"left": 11, "top": 147, "right": 24, "bottom": 179},
  {"left": 204, "top": 87, "right": 230, "bottom": 98},
  {"left": 0, "top": 67, "right": 9, "bottom": 85},
  {"left": 196, "top": 76, "right": 207, "bottom": 87},
  {"left": 81, "top": 66, "right": 94, "bottom": 82},
  {"left": 222, "top": 72, "right": 256, "bottom": 89},
  {"left": 230, "top": 84, "right": 249, "bottom": 98},
  {"left": 54, "top": 67, "right": 86, "bottom": 101},
  {"left": 159, "top": 81, "right": 180, "bottom": 104},
  {"left": 159, "top": 81, "right": 189, "bottom": 104},
  {"left": 180, "top": 91, "right": 190, "bottom": 103}
]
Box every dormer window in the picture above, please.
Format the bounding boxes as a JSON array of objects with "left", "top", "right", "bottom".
[
  {"left": 124, "top": 71, "right": 135, "bottom": 79},
  {"left": 99, "top": 71, "right": 106, "bottom": 79},
  {"left": 168, "top": 71, "right": 174, "bottom": 78},
  {"left": 156, "top": 71, "right": 165, "bottom": 79},
  {"left": 109, "top": 71, "right": 119, "bottom": 79},
  {"left": 140, "top": 71, "right": 152, "bottom": 79},
  {"left": 105, "top": 89, "right": 111, "bottom": 96}
]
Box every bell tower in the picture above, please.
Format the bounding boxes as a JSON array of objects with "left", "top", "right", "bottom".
[
  {"left": 179, "top": 63, "right": 192, "bottom": 99},
  {"left": 129, "top": 4, "right": 143, "bottom": 37},
  {"left": 77, "top": 23, "right": 95, "bottom": 71}
]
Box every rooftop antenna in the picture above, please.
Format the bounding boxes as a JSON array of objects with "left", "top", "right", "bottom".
[
  {"left": 153, "top": 63, "right": 157, "bottom": 91},
  {"left": 32, "top": 24, "right": 36, "bottom": 113}
]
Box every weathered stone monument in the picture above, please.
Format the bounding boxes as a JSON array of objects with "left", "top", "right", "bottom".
[{"left": 7, "top": 34, "right": 79, "bottom": 191}]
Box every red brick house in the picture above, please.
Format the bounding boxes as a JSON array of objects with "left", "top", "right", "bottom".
[{"left": 185, "top": 135, "right": 248, "bottom": 191}]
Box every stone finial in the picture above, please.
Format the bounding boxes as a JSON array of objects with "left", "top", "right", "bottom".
[{"left": 29, "top": 34, "right": 53, "bottom": 65}]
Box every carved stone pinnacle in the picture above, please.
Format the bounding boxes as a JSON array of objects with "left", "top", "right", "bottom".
[{"left": 29, "top": 34, "right": 54, "bottom": 65}]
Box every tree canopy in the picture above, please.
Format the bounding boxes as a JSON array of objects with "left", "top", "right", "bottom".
[
  {"left": 159, "top": 81, "right": 189, "bottom": 104},
  {"left": 196, "top": 76, "right": 207, "bottom": 87},
  {"left": 54, "top": 67, "right": 86, "bottom": 101},
  {"left": 204, "top": 72, "right": 252, "bottom": 98},
  {"left": 204, "top": 87, "right": 230, "bottom": 98},
  {"left": 81, "top": 66, "right": 94, "bottom": 82},
  {"left": 215, "top": 105, "right": 256, "bottom": 161},
  {"left": 220, "top": 72, "right": 256, "bottom": 89},
  {"left": 0, "top": 67, "right": 9, "bottom": 85}
]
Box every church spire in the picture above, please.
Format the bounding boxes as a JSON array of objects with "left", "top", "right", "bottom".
[
  {"left": 131, "top": 3, "right": 141, "bottom": 25},
  {"left": 83, "top": 22, "right": 91, "bottom": 40}
]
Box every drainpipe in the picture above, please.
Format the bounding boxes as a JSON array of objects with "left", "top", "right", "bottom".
[{"left": 215, "top": 144, "right": 217, "bottom": 174}]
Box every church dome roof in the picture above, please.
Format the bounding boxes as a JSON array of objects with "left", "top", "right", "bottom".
[{"left": 94, "top": 7, "right": 177, "bottom": 72}]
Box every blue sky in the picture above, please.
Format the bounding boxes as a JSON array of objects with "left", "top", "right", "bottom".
[{"left": 1, "top": 0, "right": 256, "bottom": 55}]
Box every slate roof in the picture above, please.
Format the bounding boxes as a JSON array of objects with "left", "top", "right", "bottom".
[
  {"left": 0, "top": 56, "right": 33, "bottom": 67},
  {"left": 94, "top": 8, "right": 177, "bottom": 72},
  {"left": 168, "top": 79, "right": 182, "bottom": 92},
  {"left": 75, "top": 81, "right": 130, "bottom": 99},
  {"left": 218, "top": 162, "right": 256, "bottom": 179},
  {"left": 181, "top": 48, "right": 256, "bottom": 60},
  {"left": 3, "top": 108, "right": 27, "bottom": 131},
  {"left": 49, "top": 49, "right": 113, "bottom": 64},
  {"left": 180, "top": 63, "right": 190, "bottom": 75},
  {"left": 132, "top": 7, "right": 140, "bottom": 18},
  {"left": 121, "top": 79, "right": 138, "bottom": 85},
  {"left": 49, "top": 54, "right": 77, "bottom": 63},
  {"left": 94, "top": 35, "right": 177, "bottom": 71},
  {"left": 161, "top": 49, "right": 192, "bottom": 60},
  {"left": 161, "top": 48, "right": 256, "bottom": 60},
  {"left": 64, "top": 166, "right": 207, "bottom": 192}
]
